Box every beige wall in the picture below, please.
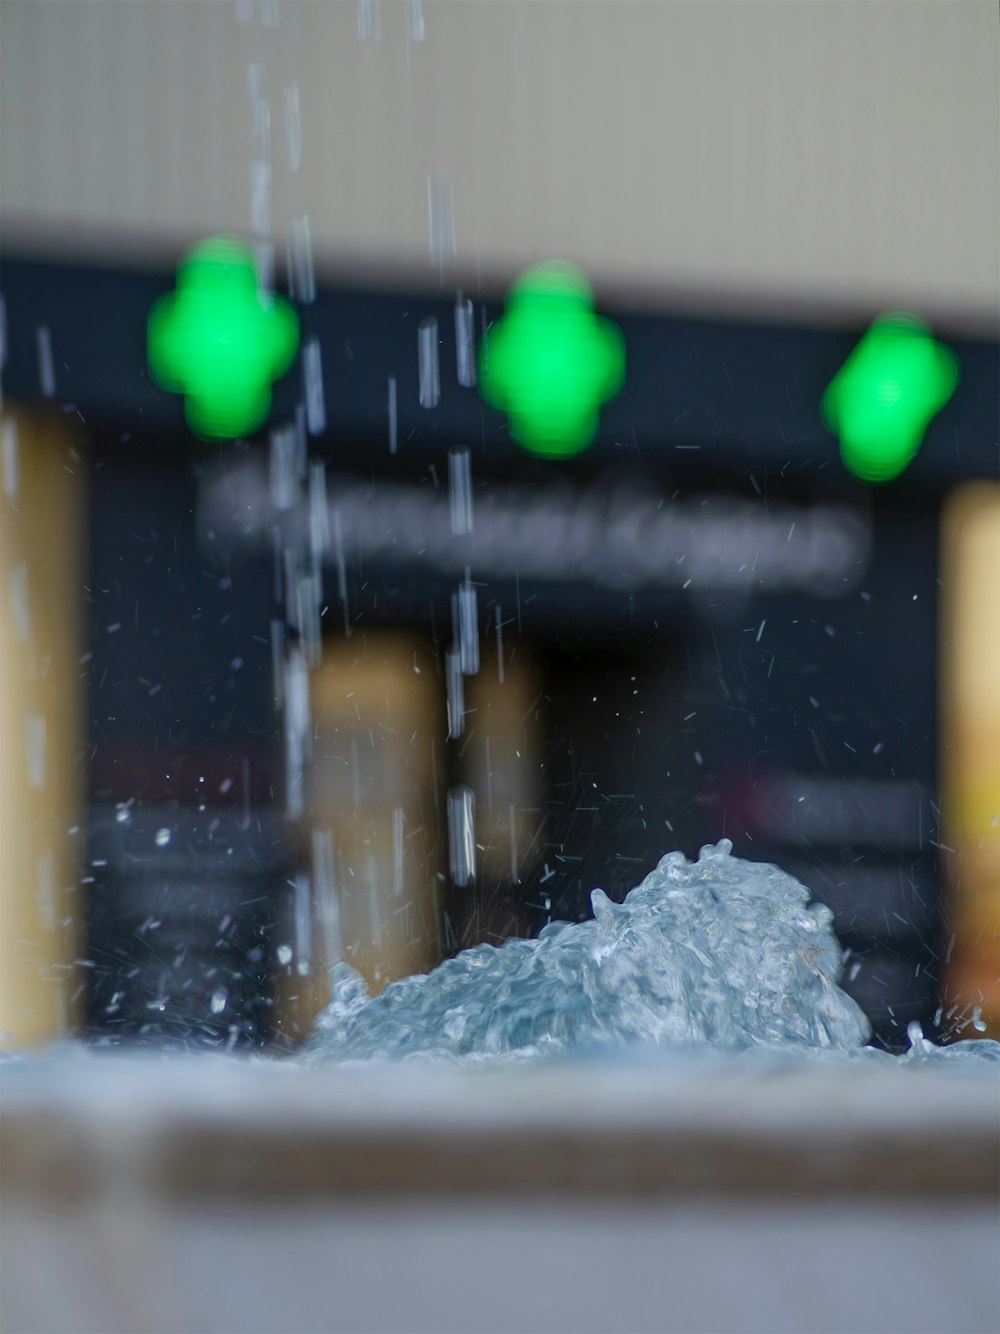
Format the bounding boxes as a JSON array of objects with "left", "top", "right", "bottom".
[{"left": 1, "top": 0, "right": 997, "bottom": 327}]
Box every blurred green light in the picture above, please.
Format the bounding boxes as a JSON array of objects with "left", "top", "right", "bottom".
[
  {"left": 147, "top": 237, "right": 299, "bottom": 439},
  {"left": 822, "top": 312, "right": 958, "bottom": 483},
  {"left": 479, "top": 262, "right": 625, "bottom": 457}
]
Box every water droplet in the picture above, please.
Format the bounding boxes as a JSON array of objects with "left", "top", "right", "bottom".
[{"left": 154, "top": 827, "right": 171, "bottom": 848}]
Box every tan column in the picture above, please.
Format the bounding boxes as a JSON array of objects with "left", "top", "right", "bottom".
[
  {"left": 940, "top": 483, "right": 1000, "bottom": 1036},
  {"left": 272, "top": 630, "right": 445, "bottom": 1040},
  {"left": 0, "top": 406, "right": 86, "bottom": 1051}
]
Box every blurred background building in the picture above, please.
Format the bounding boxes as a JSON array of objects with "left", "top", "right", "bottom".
[
  {"left": 1, "top": 0, "right": 997, "bottom": 1054},
  {"left": 2, "top": 7, "right": 999, "bottom": 1334}
]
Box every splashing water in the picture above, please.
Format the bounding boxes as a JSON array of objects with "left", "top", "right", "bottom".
[{"left": 302, "top": 840, "right": 878, "bottom": 1064}]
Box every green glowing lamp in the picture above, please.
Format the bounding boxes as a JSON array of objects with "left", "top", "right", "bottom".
[
  {"left": 479, "top": 262, "right": 625, "bottom": 457},
  {"left": 148, "top": 237, "right": 299, "bottom": 439},
  {"left": 822, "top": 312, "right": 958, "bottom": 483}
]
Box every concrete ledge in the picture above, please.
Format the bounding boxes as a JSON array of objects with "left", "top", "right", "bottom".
[{"left": 2, "top": 1052, "right": 997, "bottom": 1203}]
